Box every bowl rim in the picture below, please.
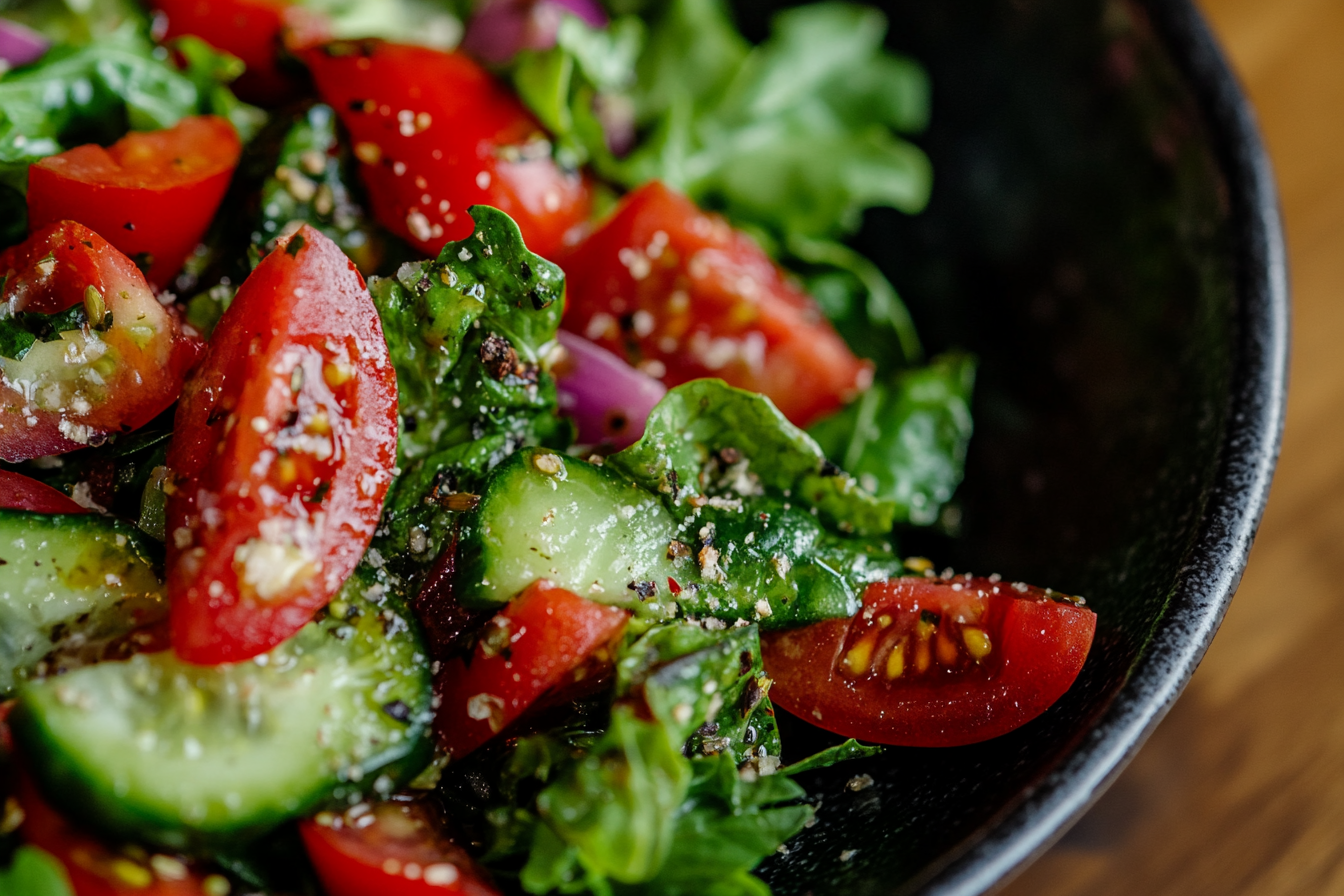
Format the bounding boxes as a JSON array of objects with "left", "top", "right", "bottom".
[{"left": 908, "top": 2, "right": 1290, "bottom": 893}]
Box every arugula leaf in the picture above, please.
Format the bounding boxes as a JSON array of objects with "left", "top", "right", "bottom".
[
  {"left": 302, "top": 0, "right": 468, "bottom": 48},
  {"left": 609, "top": 379, "right": 894, "bottom": 536},
  {"left": 0, "top": 846, "right": 75, "bottom": 896},
  {"left": 0, "top": 0, "right": 146, "bottom": 48},
  {"left": 0, "top": 303, "right": 87, "bottom": 360},
  {"left": 809, "top": 354, "right": 976, "bottom": 526}
]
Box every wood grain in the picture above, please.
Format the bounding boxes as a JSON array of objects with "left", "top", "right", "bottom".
[{"left": 1000, "top": 2, "right": 1344, "bottom": 895}]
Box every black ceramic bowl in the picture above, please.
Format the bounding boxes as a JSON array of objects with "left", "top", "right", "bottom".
[{"left": 733, "top": 0, "right": 1289, "bottom": 893}]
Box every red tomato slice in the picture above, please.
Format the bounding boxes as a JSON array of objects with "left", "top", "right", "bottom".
[
  {"left": 151, "top": 0, "right": 330, "bottom": 104},
  {"left": 0, "top": 222, "right": 201, "bottom": 463},
  {"left": 17, "top": 775, "right": 217, "bottom": 896},
  {"left": 28, "top": 117, "right": 243, "bottom": 289},
  {"left": 164, "top": 225, "right": 398, "bottom": 664},
  {"left": 434, "top": 580, "right": 629, "bottom": 760},
  {"left": 0, "top": 470, "right": 86, "bottom": 513},
  {"left": 561, "top": 181, "right": 873, "bottom": 428},
  {"left": 761, "top": 576, "right": 1097, "bottom": 747},
  {"left": 300, "top": 798, "right": 500, "bottom": 896},
  {"left": 306, "top": 40, "right": 591, "bottom": 261}
]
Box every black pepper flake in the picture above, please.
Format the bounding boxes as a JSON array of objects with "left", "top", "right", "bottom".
[
  {"left": 819, "top": 459, "right": 842, "bottom": 477},
  {"left": 920, "top": 609, "right": 940, "bottom": 626},
  {"left": 739, "top": 651, "right": 754, "bottom": 677},
  {"left": 123, "top": 222, "right": 135, "bottom": 231},
  {"left": 382, "top": 700, "right": 412, "bottom": 722},
  {"left": 519, "top": 261, "right": 533, "bottom": 280},
  {"left": 480, "top": 334, "right": 518, "bottom": 380},
  {"left": 717, "top": 447, "right": 742, "bottom": 465},
  {"left": 627, "top": 580, "right": 657, "bottom": 600},
  {"left": 695, "top": 721, "right": 719, "bottom": 738},
  {"left": 667, "top": 540, "right": 691, "bottom": 561},
  {"left": 667, "top": 469, "right": 680, "bottom": 502}
]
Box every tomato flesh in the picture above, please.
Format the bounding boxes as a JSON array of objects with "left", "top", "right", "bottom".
[
  {"left": 306, "top": 40, "right": 591, "bottom": 260},
  {"left": 300, "top": 798, "right": 500, "bottom": 896},
  {"left": 17, "top": 775, "right": 215, "bottom": 896},
  {"left": 164, "top": 225, "right": 398, "bottom": 664},
  {"left": 28, "top": 117, "right": 243, "bottom": 289},
  {"left": 433, "top": 580, "right": 629, "bottom": 760},
  {"left": 151, "top": 0, "right": 330, "bottom": 104},
  {"left": 0, "top": 470, "right": 87, "bottom": 513},
  {"left": 0, "top": 222, "right": 201, "bottom": 463},
  {"left": 561, "top": 181, "right": 873, "bottom": 428},
  {"left": 762, "top": 576, "right": 1097, "bottom": 747}
]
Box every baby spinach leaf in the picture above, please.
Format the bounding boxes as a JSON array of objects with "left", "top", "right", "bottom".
[
  {"left": 809, "top": 354, "right": 976, "bottom": 526},
  {"left": 781, "top": 739, "right": 883, "bottom": 775},
  {"left": 609, "top": 379, "right": 894, "bottom": 536}
]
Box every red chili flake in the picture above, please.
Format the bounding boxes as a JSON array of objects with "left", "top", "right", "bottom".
[{"left": 667, "top": 577, "right": 682, "bottom": 595}]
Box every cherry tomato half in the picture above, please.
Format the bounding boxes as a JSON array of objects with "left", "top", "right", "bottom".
[
  {"left": 164, "top": 225, "right": 398, "bottom": 664},
  {"left": 0, "top": 470, "right": 86, "bottom": 513},
  {"left": 28, "top": 116, "right": 243, "bottom": 289},
  {"left": 0, "top": 222, "right": 201, "bottom": 463},
  {"left": 17, "top": 774, "right": 218, "bottom": 896},
  {"left": 433, "top": 580, "right": 629, "bottom": 760},
  {"left": 762, "top": 576, "right": 1097, "bottom": 747},
  {"left": 306, "top": 40, "right": 591, "bottom": 261},
  {"left": 151, "top": 0, "right": 330, "bottom": 104},
  {"left": 561, "top": 181, "right": 873, "bottom": 428},
  {"left": 300, "top": 798, "right": 500, "bottom": 896}
]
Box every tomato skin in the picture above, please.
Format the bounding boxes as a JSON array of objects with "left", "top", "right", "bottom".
[
  {"left": 28, "top": 117, "right": 243, "bottom": 289},
  {"left": 306, "top": 41, "right": 591, "bottom": 261},
  {"left": 560, "top": 181, "right": 873, "bottom": 428},
  {"left": 0, "top": 470, "right": 87, "bottom": 513},
  {"left": 300, "top": 799, "right": 500, "bottom": 896},
  {"left": 761, "top": 577, "right": 1097, "bottom": 747},
  {"left": 151, "top": 0, "right": 329, "bottom": 104},
  {"left": 434, "top": 580, "right": 629, "bottom": 760},
  {"left": 0, "top": 222, "right": 201, "bottom": 463},
  {"left": 17, "top": 775, "right": 213, "bottom": 896},
  {"left": 164, "top": 225, "right": 398, "bottom": 664}
]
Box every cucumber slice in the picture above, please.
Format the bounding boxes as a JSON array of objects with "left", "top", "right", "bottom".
[
  {"left": 11, "top": 565, "right": 433, "bottom": 853},
  {"left": 458, "top": 449, "right": 863, "bottom": 628},
  {"left": 0, "top": 510, "right": 167, "bottom": 696}
]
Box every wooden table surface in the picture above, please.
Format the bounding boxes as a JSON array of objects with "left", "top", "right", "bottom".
[{"left": 1001, "top": 1, "right": 1344, "bottom": 894}]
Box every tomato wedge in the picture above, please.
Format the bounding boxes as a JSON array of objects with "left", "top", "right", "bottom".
[
  {"left": 0, "top": 222, "right": 201, "bottom": 463},
  {"left": 27, "top": 117, "right": 243, "bottom": 289},
  {"left": 0, "top": 470, "right": 87, "bottom": 513},
  {"left": 151, "top": 0, "right": 330, "bottom": 104},
  {"left": 433, "top": 580, "right": 629, "bottom": 760},
  {"left": 16, "top": 775, "right": 219, "bottom": 896},
  {"left": 306, "top": 40, "right": 591, "bottom": 260},
  {"left": 164, "top": 225, "right": 398, "bottom": 664},
  {"left": 561, "top": 181, "right": 873, "bottom": 428},
  {"left": 761, "top": 576, "right": 1097, "bottom": 747},
  {"left": 300, "top": 798, "right": 500, "bottom": 896}
]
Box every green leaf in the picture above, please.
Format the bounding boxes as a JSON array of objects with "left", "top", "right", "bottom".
[
  {"left": 253, "top": 103, "right": 384, "bottom": 272},
  {"left": 781, "top": 739, "right": 883, "bottom": 775},
  {"left": 0, "top": 846, "right": 75, "bottom": 896},
  {"left": 529, "top": 708, "right": 692, "bottom": 886},
  {"left": 809, "top": 354, "right": 976, "bottom": 526},
  {"left": 369, "top": 205, "right": 569, "bottom": 579},
  {"left": 609, "top": 379, "right": 895, "bottom": 536}
]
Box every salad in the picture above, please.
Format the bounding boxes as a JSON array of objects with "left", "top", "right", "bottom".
[{"left": 0, "top": 1, "right": 1098, "bottom": 894}]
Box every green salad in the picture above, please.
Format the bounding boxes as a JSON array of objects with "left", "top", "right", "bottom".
[{"left": 0, "top": 1, "right": 1097, "bottom": 894}]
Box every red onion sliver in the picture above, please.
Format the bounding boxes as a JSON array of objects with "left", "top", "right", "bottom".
[
  {"left": 555, "top": 329, "right": 666, "bottom": 449},
  {"left": 0, "top": 19, "right": 50, "bottom": 69},
  {"left": 462, "top": 0, "right": 607, "bottom": 65}
]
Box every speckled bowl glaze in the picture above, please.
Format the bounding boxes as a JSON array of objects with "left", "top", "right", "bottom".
[{"left": 737, "top": 0, "right": 1289, "bottom": 893}]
